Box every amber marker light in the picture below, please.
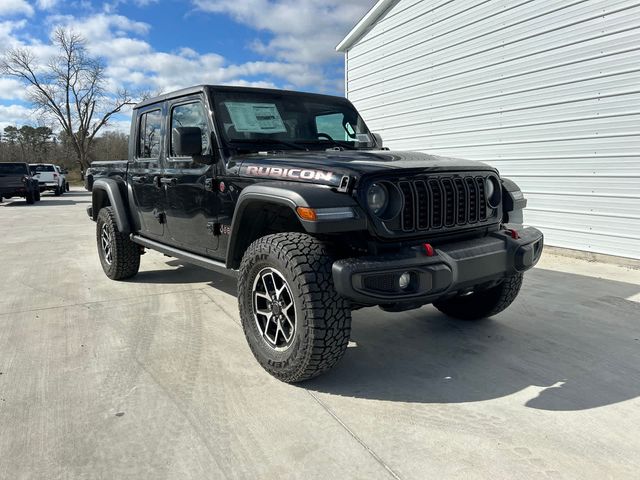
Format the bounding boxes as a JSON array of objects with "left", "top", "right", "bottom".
[{"left": 296, "top": 207, "right": 318, "bottom": 221}]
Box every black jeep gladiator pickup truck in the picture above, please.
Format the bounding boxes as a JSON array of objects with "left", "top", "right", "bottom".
[
  {"left": 0, "top": 162, "right": 40, "bottom": 204},
  {"left": 88, "top": 85, "right": 543, "bottom": 382}
]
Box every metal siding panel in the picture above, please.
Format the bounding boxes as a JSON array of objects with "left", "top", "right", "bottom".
[{"left": 347, "top": 0, "right": 640, "bottom": 259}]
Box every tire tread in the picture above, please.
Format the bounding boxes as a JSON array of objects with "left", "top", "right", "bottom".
[
  {"left": 97, "top": 207, "right": 140, "bottom": 280},
  {"left": 238, "top": 232, "right": 351, "bottom": 383}
]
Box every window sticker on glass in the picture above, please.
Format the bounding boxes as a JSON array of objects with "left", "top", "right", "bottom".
[{"left": 225, "top": 102, "right": 287, "bottom": 133}]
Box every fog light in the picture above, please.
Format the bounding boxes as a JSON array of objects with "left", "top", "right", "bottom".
[{"left": 399, "top": 272, "right": 412, "bottom": 290}]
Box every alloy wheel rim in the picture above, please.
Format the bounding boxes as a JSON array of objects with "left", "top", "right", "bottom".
[
  {"left": 252, "top": 267, "right": 296, "bottom": 350},
  {"left": 101, "top": 223, "right": 113, "bottom": 265}
]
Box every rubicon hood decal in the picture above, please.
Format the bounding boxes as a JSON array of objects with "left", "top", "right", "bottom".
[{"left": 240, "top": 164, "right": 340, "bottom": 186}]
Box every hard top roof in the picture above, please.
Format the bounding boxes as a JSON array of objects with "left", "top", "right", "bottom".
[{"left": 134, "top": 85, "right": 350, "bottom": 110}]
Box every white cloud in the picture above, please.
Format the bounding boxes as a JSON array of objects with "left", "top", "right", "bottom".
[
  {"left": 103, "top": 0, "right": 159, "bottom": 14},
  {"left": 0, "top": 0, "right": 34, "bottom": 17},
  {"left": 0, "top": 103, "right": 34, "bottom": 128},
  {"left": 51, "top": 12, "right": 331, "bottom": 94},
  {"left": 0, "top": 78, "right": 27, "bottom": 100},
  {"left": 193, "top": 0, "right": 373, "bottom": 63},
  {"left": 1, "top": 0, "right": 371, "bottom": 130},
  {"left": 37, "top": 0, "right": 59, "bottom": 10}
]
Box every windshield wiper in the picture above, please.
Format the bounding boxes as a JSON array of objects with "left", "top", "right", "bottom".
[
  {"left": 315, "top": 133, "right": 356, "bottom": 150},
  {"left": 230, "top": 138, "right": 308, "bottom": 151}
]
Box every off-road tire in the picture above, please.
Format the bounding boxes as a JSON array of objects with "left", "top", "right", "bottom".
[
  {"left": 35, "top": 190, "right": 41, "bottom": 201},
  {"left": 54, "top": 186, "right": 62, "bottom": 196},
  {"left": 238, "top": 232, "right": 351, "bottom": 383},
  {"left": 25, "top": 191, "right": 35, "bottom": 204},
  {"left": 434, "top": 273, "right": 523, "bottom": 320},
  {"left": 96, "top": 207, "right": 140, "bottom": 280}
]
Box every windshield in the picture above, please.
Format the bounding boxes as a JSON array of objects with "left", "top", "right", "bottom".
[
  {"left": 30, "top": 164, "right": 55, "bottom": 173},
  {"left": 213, "top": 90, "right": 375, "bottom": 152},
  {"left": 0, "top": 163, "right": 28, "bottom": 175}
]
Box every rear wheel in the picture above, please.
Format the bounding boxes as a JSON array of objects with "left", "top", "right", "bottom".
[
  {"left": 96, "top": 207, "right": 140, "bottom": 280},
  {"left": 35, "top": 190, "right": 41, "bottom": 201},
  {"left": 433, "top": 274, "right": 523, "bottom": 320},
  {"left": 54, "top": 186, "right": 62, "bottom": 196},
  {"left": 238, "top": 233, "right": 351, "bottom": 383},
  {"left": 65, "top": 182, "right": 70, "bottom": 192},
  {"left": 25, "top": 191, "right": 35, "bottom": 204}
]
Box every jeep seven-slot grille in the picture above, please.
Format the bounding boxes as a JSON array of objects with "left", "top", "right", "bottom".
[{"left": 397, "top": 175, "right": 489, "bottom": 233}]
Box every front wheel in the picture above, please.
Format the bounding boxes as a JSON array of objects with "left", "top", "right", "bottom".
[
  {"left": 238, "top": 233, "right": 352, "bottom": 383},
  {"left": 433, "top": 274, "right": 523, "bottom": 320},
  {"left": 96, "top": 207, "right": 140, "bottom": 280},
  {"left": 25, "top": 191, "right": 35, "bottom": 204}
]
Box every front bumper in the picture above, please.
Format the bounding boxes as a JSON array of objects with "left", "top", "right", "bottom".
[{"left": 332, "top": 227, "right": 543, "bottom": 306}]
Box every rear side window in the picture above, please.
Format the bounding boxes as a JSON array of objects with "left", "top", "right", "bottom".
[
  {"left": 138, "top": 109, "right": 162, "bottom": 158},
  {"left": 30, "top": 164, "right": 55, "bottom": 173}
]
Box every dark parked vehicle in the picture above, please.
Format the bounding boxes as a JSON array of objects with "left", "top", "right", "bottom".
[
  {"left": 88, "top": 85, "right": 543, "bottom": 382},
  {"left": 0, "top": 162, "right": 40, "bottom": 204},
  {"left": 84, "top": 161, "right": 127, "bottom": 191}
]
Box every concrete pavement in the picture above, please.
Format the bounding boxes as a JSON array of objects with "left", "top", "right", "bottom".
[{"left": 1, "top": 189, "right": 639, "bottom": 479}]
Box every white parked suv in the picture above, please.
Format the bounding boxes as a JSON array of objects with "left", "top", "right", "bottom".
[
  {"left": 29, "top": 163, "right": 66, "bottom": 196},
  {"left": 55, "top": 165, "right": 70, "bottom": 192}
]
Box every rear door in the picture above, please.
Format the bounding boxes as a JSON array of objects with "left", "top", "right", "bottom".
[
  {"left": 128, "top": 104, "right": 166, "bottom": 240},
  {"left": 163, "top": 94, "right": 220, "bottom": 255}
]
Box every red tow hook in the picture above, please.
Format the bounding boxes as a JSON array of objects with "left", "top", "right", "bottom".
[
  {"left": 423, "top": 243, "right": 435, "bottom": 256},
  {"left": 505, "top": 228, "right": 520, "bottom": 239}
]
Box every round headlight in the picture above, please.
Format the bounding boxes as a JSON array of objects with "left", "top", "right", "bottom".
[
  {"left": 486, "top": 176, "right": 501, "bottom": 208},
  {"left": 367, "top": 183, "right": 388, "bottom": 216}
]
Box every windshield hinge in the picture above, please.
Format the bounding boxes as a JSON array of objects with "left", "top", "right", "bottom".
[{"left": 337, "top": 175, "right": 353, "bottom": 193}]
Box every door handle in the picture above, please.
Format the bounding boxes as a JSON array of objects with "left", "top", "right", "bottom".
[
  {"left": 152, "top": 176, "right": 161, "bottom": 188},
  {"left": 160, "top": 177, "right": 177, "bottom": 186},
  {"left": 131, "top": 175, "right": 146, "bottom": 183}
]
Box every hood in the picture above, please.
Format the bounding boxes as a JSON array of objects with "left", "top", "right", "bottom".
[{"left": 233, "top": 150, "right": 496, "bottom": 187}]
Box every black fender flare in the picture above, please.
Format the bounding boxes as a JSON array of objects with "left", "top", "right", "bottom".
[
  {"left": 501, "top": 177, "right": 527, "bottom": 225},
  {"left": 91, "top": 178, "right": 131, "bottom": 233},
  {"left": 225, "top": 182, "right": 365, "bottom": 267}
]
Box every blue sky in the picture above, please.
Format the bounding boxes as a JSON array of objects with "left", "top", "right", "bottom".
[{"left": 0, "top": 0, "right": 374, "bottom": 132}]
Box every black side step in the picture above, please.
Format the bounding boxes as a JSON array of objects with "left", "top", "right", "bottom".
[{"left": 131, "top": 234, "right": 238, "bottom": 278}]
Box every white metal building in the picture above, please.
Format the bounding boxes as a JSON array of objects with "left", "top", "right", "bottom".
[{"left": 337, "top": 0, "right": 640, "bottom": 259}]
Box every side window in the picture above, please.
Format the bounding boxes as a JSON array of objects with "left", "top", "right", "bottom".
[
  {"left": 137, "top": 109, "right": 162, "bottom": 159},
  {"left": 315, "top": 113, "right": 349, "bottom": 141},
  {"left": 170, "top": 102, "right": 209, "bottom": 157}
]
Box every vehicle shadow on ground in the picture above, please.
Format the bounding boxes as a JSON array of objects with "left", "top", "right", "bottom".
[
  {"left": 305, "top": 268, "right": 640, "bottom": 412},
  {"left": 1, "top": 198, "right": 91, "bottom": 206},
  {"left": 134, "top": 260, "right": 238, "bottom": 296}
]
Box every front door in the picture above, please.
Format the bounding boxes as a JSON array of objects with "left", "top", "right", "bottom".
[
  {"left": 129, "top": 105, "right": 165, "bottom": 240},
  {"left": 163, "top": 96, "right": 220, "bottom": 256}
]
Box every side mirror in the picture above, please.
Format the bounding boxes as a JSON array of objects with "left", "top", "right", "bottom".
[
  {"left": 372, "top": 132, "right": 383, "bottom": 149},
  {"left": 173, "top": 127, "right": 203, "bottom": 157}
]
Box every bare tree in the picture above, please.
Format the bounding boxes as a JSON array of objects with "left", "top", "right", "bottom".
[{"left": 1, "top": 28, "right": 134, "bottom": 170}]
